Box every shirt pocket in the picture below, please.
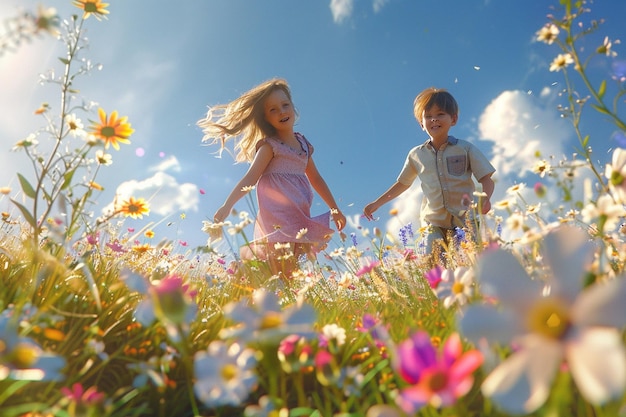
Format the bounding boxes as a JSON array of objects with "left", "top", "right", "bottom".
[{"left": 446, "top": 155, "right": 467, "bottom": 176}]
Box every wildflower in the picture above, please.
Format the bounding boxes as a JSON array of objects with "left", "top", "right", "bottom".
[
  {"left": 394, "top": 332, "right": 483, "bottom": 413},
  {"left": 12, "top": 134, "right": 38, "bottom": 151},
  {"left": 549, "top": 53, "right": 574, "bottom": 72},
  {"left": 244, "top": 395, "right": 288, "bottom": 417},
  {"left": 533, "top": 182, "right": 547, "bottom": 198},
  {"left": 438, "top": 266, "right": 474, "bottom": 309},
  {"left": 219, "top": 289, "right": 317, "bottom": 344},
  {"left": 84, "top": 180, "right": 102, "bottom": 192},
  {"left": 424, "top": 265, "right": 444, "bottom": 289},
  {"left": 0, "top": 187, "right": 11, "bottom": 195},
  {"left": 605, "top": 147, "right": 626, "bottom": 204},
  {"left": 202, "top": 220, "right": 230, "bottom": 241},
  {"left": 95, "top": 149, "right": 112, "bottom": 166},
  {"left": 356, "top": 259, "right": 381, "bottom": 277},
  {"left": 505, "top": 212, "right": 526, "bottom": 232},
  {"left": 151, "top": 275, "right": 196, "bottom": 325},
  {"left": 34, "top": 103, "right": 49, "bottom": 115},
  {"left": 0, "top": 315, "right": 65, "bottom": 381},
  {"left": 105, "top": 239, "right": 125, "bottom": 253},
  {"left": 194, "top": 341, "right": 258, "bottom": 408},
  {"left": 459, "top": 225, "right": 626, "bottom": 414},
  {"left": 61, "top": 383, "right": 105, "bottom": 406},
  {"left": 319, "top": 323, "right": 347, "bottom": 351},
  {"left": 72, "top": 0, "right": 110, "bottom": 20},
  {"left": 389, "top": 208, "right": 399, "bottom": 216},
  {"left": 144, "top": 230, "right": 154, "bottom": 239},
  {"left": 64, "top": 113, "right": 85, "bottom": 137},
  {"left": 277, "top": 335, "right": 313, "bottom": 373},
  {"left": 132, "top": 243, "right": 151, "bottom": 254},
  {"left": 34, "top": 5, "right": 59, "bottom": 36},
  {"left": 241, "top": 185, "right": 255, "bottom": 192},
  {"left": 581, "top": 194, "right": 626, "bottom": 233},
  {"left": 506, "top": 183, "right": 526, "bottom": 195},
  {"left": 535, "top": 24, "right": 559, "bottom": 44},
  {"left": 532, "top": 159, "right": 551, "bottom": 177},
  {"left": 597, "top": 36, "right": 617, "bottom": 57},
  {"left": 90, "top": 108, "right": 133, "bottom": 150},
  {"left": 117, "top": 196, "right": 150, "bottom": 219}
]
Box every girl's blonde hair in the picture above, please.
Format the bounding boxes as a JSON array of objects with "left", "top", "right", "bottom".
[{"left": 197, "top": 78, "right": 296, "bottom": 163}]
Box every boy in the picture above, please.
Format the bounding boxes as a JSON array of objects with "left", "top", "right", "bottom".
[{"left": 363, "top": 87, "right": 495, "bottom": 259}]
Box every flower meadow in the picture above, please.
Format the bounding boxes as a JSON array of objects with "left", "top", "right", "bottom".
[{"left": 1, "top": 1, "right": 626, "bottom": 416}]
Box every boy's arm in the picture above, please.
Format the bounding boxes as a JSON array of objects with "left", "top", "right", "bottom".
[
  {"left": 478, "top": 174, "right": 495, "bottom": 214},
  {"left": 363, "top": 181, "right": 410, "bottom": 220}
]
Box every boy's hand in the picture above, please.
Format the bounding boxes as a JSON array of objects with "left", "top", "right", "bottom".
[{"left": 363, "top": 203, "right": 377, "bottom": 221}]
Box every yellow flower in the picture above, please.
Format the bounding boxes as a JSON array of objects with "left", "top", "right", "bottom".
[
  {"left": 132, "top": 243, "right": 152, "bottom": 254},
  {"left": 72, "top": 0, "right": 110, "bottom": 20},
  {"left": 117, "top": 197, "right": 150, "bottom": 219},
  {"left": 144, "top": 230, "right": 155, "bottom": 239},
  {"left": 88, "top": 181, "right": 104, "bottom": 191},
  {"left": 90, "top": 108, "right": 134, "bottom": 150}
]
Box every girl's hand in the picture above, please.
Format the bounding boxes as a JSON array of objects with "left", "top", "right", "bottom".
[
  {"left": 331, "top": 208, "right": 346, "bottom": 231},
  {"left": 213, "top": 206, "right": 230, "bottom": 223}
]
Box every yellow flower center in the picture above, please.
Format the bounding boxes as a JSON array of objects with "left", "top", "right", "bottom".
[
  {"left": 101, "top": 126, "right": 115, "bottom": 138},
  {"left": 610, "top": 171, "right": 624, "bottom": 186},
  {"left": 84, "top": 2, "right": 99, "bottom": 13},
  {"left": 452, "top": 282, "right": 465, "bottom": 294},
  {"left": 527, "top": 297, "right": 571, "bottom": 339},
  {"left": 221, "top": 364, "right": 238, "bottom": 381},
  {"left": 260, "top": 312, "right": 283, "bottom": 329},
  {"left": 11, "top": 343, "right": 39, "bottom": 368}
]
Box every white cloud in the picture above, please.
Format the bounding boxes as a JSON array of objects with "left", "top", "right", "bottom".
[
  {"left": 478, "top": 89, "right": 569, "bottom": 178},
  {"left": 373, "top": 0, "right": 390, "bottom": 13},
  {"left": 149, "top": 155, "right": 181, "bottom": 173},
  {"left": 103, "top": 171, "right": 199, "bottom": 217},
  {"left": 330, "top": 0, "right": 354, "bottom": 23}
]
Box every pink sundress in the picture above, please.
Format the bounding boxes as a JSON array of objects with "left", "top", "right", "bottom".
[{"left": 241, "top": 132, "right": 333, "bottom": 260}]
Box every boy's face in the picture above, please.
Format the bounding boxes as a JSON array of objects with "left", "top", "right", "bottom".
[{"left": 420, "top": 104, "right": 457, "bottom": 142}]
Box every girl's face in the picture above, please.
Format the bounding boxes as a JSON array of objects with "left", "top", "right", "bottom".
[
  {"left": 264, "top": 89, "right": 295, "bottom": 134},
  {"left": 421, "top": 104, "right": 457, "bottom": 141}
]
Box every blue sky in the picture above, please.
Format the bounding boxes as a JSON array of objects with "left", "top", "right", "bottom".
[{"left": 1, "top": 0, "right": 625, "bottom": 253}]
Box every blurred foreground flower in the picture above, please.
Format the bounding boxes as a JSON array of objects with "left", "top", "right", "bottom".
[
  {"left": 0, "top": 314, "right": 65, "bottom": 381},
  {"left": 394, "top": 332, "right": 482, "bottom": 413},
  {"left": 194, "top": 341, "right": 257, "bottom": 408},
  {"left": 460, "top": 225, "right": 626, "bottom": 414},
  {"left": 219, "top": 289, "right": 316, "bottom": 344}
]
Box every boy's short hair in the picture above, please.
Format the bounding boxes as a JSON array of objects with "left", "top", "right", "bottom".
[{"left": 413, "top": 88, "right": 459, "bottom": 121}]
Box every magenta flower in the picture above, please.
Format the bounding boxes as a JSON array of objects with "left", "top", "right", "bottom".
[
  {"left": 61, "top": 382, "right": 105, "bottom": 405},
  {"left": 395, "top": 332, "right": 483, "bottom": 413},
  {"left": 424, "top": 265, "right": 444, "bottom": 289},
  {"left": 356, "top": 259, "right": 381, "bottom": 277}
]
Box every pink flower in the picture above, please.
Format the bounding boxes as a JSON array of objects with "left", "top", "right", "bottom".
[
  {"left": 356, "top": 260, "right": 381, "bottom": 277},
  {"left": 395, "top": 332, "right": 483, "bottom": 413},
  {"left": 61, "top": 383, "right": 105, "bottom": 405},
  {"left": 534, "top": 182, "right": 547, "bottom": 198},
  {"left": 424, "top": 265, "right": 444, "bottom": 289}
]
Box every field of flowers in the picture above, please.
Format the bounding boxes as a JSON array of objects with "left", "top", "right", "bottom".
[{"left": 1, "top": 1, "right": 625, "bottom": 416}]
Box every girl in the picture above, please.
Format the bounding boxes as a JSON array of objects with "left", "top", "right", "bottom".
[{"left": 198, "top": 78, "right": 346, "bottom": 276}]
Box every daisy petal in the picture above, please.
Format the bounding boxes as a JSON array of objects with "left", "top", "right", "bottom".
[
  {"left": 567, "top": 327, "right": 626, "bottom": 404},
  {"left": 573, "top": 277, "right": 626, "bottom": 328},
  {"left": 459, "top": 305, "right": 520, "bottom": 345},
  {"left": 482, "top": 336, "right": 562, "bottom": 414}
]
